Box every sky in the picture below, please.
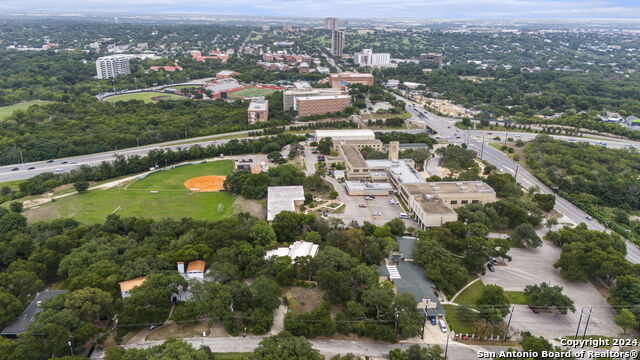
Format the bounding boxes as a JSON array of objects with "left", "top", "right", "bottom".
[{"left": 1, "top": 0, "right": 640, "bottom": 19}]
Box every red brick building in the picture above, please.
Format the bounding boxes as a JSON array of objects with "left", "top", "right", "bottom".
[{"left": 294, "top": 95, "right": 351, "bottom": 117}]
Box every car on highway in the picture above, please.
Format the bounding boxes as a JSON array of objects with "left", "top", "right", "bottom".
[
  {"left": 46, "top": 160, "right": 54, "bottom": 163},
  {"left": 585, "top": 215, "right": 593, "bottom": 221},
  {"left": 61, "top": 161, "right": 68, "bottom": 164},
  {"left": 55, "top": 168, "right": 64, "bottom": 173},
  {"left": 11, "top": 167, "right": 19, "bottom": 171},
  {"left": 27, "top": 167, "right": 35, "bottom": 170},
  {"left": 372, "top": 211, "right": 382, "bottom": 216}
]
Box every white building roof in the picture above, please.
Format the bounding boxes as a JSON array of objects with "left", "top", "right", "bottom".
[
  {"left": 267, "top": 186, "right": 305, "bottom": 221},
  {"left": 315, "top": 129, "right": 375, "bottom": 139},
  {"left": 265, "top": 241, "right": 320, "bottom": 262},
  {"left": 366, "top": 159, "right": 426, "bottom": 184},
  {"left": 296, "top": 94, "right": 351, "bottom": 101},
  {"left": 249, "top": 98, "right": 268, "bottom": 111},
  {"left": 345, "top": 181, "right": 394, "bottom": 191}
]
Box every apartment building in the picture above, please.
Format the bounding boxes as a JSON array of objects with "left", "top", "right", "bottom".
[
  {"left": 96, "top": 55, "right": 132, "bottom": 79},
  {"left": 294, "top": 94, "right": 351, "bottom": 117},
  {"left": 248, "top": 97, "right": 269, "bottom": 123},
  {"left": 282, "top": 88, "right": 346, "bottom": 110},
  {"left": 331, "top": 30, "right": 345, "bottom": 56},
  {"left": 328, "top": 72, "right": 374, "bottom": 88},
  {"left": 325, "top": 17, "right": 339, "bottom": 31}
]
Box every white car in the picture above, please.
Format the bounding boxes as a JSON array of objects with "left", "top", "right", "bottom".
[
  {"left": 438, "top": 319, "right": 448, "bottom": 333},
  {"left": 399, "top": 213, "right": 410, "bottom": 219},
  {"left": 372, "top": 211, "right": 382, "bottom": 216},
  {"left": 54, "top": 168, "right": 64, "bottom": 173}
]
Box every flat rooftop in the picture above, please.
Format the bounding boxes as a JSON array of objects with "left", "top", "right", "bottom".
[
  {"left": 414, "top": 196, "right": 458, "bottom": 216},
  {"left": 331, "top": 72, "right": 374, "bottom": 78},
  {"left": 403, "top": 181, "right": 495, "bottom": 196},
  {"left": 345, "top": 181, "right": 393, "bottom": 191},
  {"left": 340, "top": 139, "right": 383, "bottom": 146},
  {"left": 341, "top": 145, "right": 368, "bottom": 168},
  {"left": 366, "top": 159, "right": 426, "bottom": 184},
  {"left": 248, "top": 99, "right": 268, "bottom": 111},
  {"left": 296, "top": 94, "right": 351, "bottom": 101},
  {"left": 316, "top": 129, "right": 375, "bottom": 139},
  {"left": 267, "top": 185, "right": 305, "bottom": 221},
  {"left": 1, "top": 291, "right": 67, "bottom": 336}
]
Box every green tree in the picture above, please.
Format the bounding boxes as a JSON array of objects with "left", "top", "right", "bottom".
[
  {"left": 73, "top": 180, "right": 89, "bottom": 194},
  {"left": 0, "top": 213, "right": 27, "bottom": 233},
  {"left": 248, "top": 221, "right": 277, "bottom": 248},
  {"left": 510, "top": 223, "right": 542, "bottom": 248},
  {"left": 251, "top": 332, "right": 323, "bottom": 360},
  {"left": 64, "top": 288, "right": 113, "bottom": 322},
  {"left": 386, "top": 218, "right": 406, "bottom": 236},
  {"left": 532, "top": 194, "right": 555, "bottom": 212},
  {"left": 476, "top": 284, "right": 510, "bottom": 323},
  {"left": 615, "top": 308, "right": 637, "bottom": 335},
  {"left": 9, "top": 201, "right": 23, "bottom": 213},
  {"left": 317, "top": 137, "right": 333, "bottom": 155},
  {"left": 105, "top": 338, "right": 214, "bottom": 360},
  {"left": 524, "top": 282, "right": 575, "bottom": 314},
  {"left": 389, "top": 344, "right": 445, "bottom": 360},
  {"left": 0, "top": 290, "right": 23, "bottom": 328}
]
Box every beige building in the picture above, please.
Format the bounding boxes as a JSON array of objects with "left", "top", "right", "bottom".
[
  {"left": 397, "top": 181, "right": 496, "bottom": 228},
  {"left": 248, "top": 97, "right": 269, "bottom": 123},
  {"left": 328, "top": 72, "right": 374, "bottom": 88}
]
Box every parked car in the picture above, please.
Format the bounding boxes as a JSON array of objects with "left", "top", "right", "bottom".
[
  {"left": 322, "top": 211, "right": 329, "bottom": 217},
  {"left": 487, "top": 263, "right": 495, "bottom": 272},
  {"left": 364, "top": 195, "right": 375, "bottom": 200},
  {"left": 429, "top": 316, "right": 437, "bottom": 325},
  {"left": 490, "top": 257, "right": 498, "bottom": 265},
  {"left": 399, "top": 213, "right": 410, "bottom": 219},
  {"left": 528, "top": 305, "right": 540, "bottom": 314},
  {"left": 438, "top": 319, "right": 448, "bottom": 333},
  {"left": 359, "top": 204, "right": 367, "bottom": 208},
  {"left": 148, "top": 325, "right": 157, "bottom": 330},
  {"left": 372, "top": 211, "right": 382, "bottom": 216}
]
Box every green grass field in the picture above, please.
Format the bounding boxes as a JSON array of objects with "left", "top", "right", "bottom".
[
  {"left": 443, "top": 305, "right": 477, "bottom": 334},
  {"left": 25, "top": 161, "right": 236, "bottom": 224},
  {"left": 104, "top": 92, "right": 187, "bottom": 103},
  {"left": 0, "top": 101, "right": 54, "bottom": 121},
  {"left": 452, "top": 280, "right": 529, "bottom": 306},
  {"left": 228, "top": 87, "right": 277, "bottom": 98}
]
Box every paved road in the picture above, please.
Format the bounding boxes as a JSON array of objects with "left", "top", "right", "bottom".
[
  {"left": 399, "top": 96, "right": 640, "bottom": 264},
  {"left": 90, "top": 335, "right": 485, "bottom": 360},
  {"left": 317, "top": 46, "right": 342, "bottom": 72}
]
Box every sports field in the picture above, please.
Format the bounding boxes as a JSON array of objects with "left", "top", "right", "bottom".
[
  {"left": 25, "top": 160, "right": 236, "bottom": 224},
  {"left": 228, "top": 87, "right": 277, "bottom": 98},
  {"left": 104, "top": 92, "right": 187, "bottom": 103},
  {"left": 0, "top": 101, "right": 54, "bottom": 121}
]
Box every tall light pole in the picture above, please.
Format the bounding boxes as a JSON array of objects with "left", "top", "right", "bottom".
[{"left": 480, "top": 137, "right": 485, "bottom": 160}]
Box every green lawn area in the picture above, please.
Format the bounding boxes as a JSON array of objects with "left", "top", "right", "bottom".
[
  {"left": 505, "top": 291, "right": 529, "bottom": 305},
  {"left": 452, "top": 280, "right": 529, "bottom": 306},
  {"left": 0, "top": 101, "right": 54, "bottom": 121},
  {"left": 25, "top": 161, "right": 236, "bottom": 224},
  {"left": 129, "top": 160, "right": 233, "bottom": 190},
  {"left": 213, "top": 353, "right": 250, "bottom": 360},
  {"left": 0, "top": 179, "right": 25, "bottom": 190},
  {"left": 443, "top": 305, "right": 477, "bottom": 334},
  {"left": 451, "top": 280, "right": 484, "bottom": 306},
  {"left": 228, "top": 87, "right": 277, "bottom": 98},
  {"left": 104, "top": 92, "right": 187, "bottom": 103}
]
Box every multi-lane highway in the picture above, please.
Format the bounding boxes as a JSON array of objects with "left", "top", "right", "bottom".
[{"left": 401, "top": 100, "right": 640, "bottom": 264}]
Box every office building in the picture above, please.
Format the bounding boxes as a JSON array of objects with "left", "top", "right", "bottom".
[
  {"left": 282, "top": 88, "right": 346, "bottom": 110},
  {"left": 248, "top": 97, "right": 269, "bottom": 124},
  {"left": 96, "top": 55, "right": 132, "bottom": 79},
  {"left": 325, "top": 17, "right": 339, "bottom": 31},
  {"left": 419, "top": 53, "right": 443, "bottom": 64},
  {"left": 331, "top": 30, "right": 345, "bottom": 56},
  {"left": 328, "top": 72, "right": 374, "bottom": 88},
  {"left": 314, "top": 129, "right": 376, "bottom": 143},
  {"left": 265, "top": 241, "right": 320, "bottom": 262},
  {"left": 354, "top": 49, "right": 391, "bottom": 67},
  {"left": 294, "top": 95, "right": 351, "bottom": 117}
]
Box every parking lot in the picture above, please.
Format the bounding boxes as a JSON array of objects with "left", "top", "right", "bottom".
[
  {"left": 324, "top": 177, "right": 419, "bottom": 228},
  {"left": 480, "top": 241, "right": 621, "bottom": 338}
]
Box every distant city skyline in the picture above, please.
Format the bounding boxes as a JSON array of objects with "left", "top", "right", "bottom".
[{"left": 1, "top": 0, "right": 640, "bottom": 20}]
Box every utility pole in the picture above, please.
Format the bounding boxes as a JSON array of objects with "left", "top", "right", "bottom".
[
  {"left": 574, "top": 308, "right": 584, "bottom": 340},
  {"left": 480, "top": 137, "right": 485, "bottom": 160},
  {"left": 444, "top": 333, "right": 449, "bottom": 359},
  {"left": 503, "top": 306, "right": 515, "bottom": 341},
  {"left": 514, "top": 163, "right": 520, "bottom": 179},
  {"left": 19, "top": 150, "right": 24, "bottom": 164},
  {"left": 581, "top": 307, "right": 593, "bottom": 340}
]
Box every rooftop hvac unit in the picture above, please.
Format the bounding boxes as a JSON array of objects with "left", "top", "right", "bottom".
[
  {"left": 423, "top": 194, "right": 435, "bottom": 202},
  {"left": 431, "top": 185, "right": 440, "bottom": 191}
]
